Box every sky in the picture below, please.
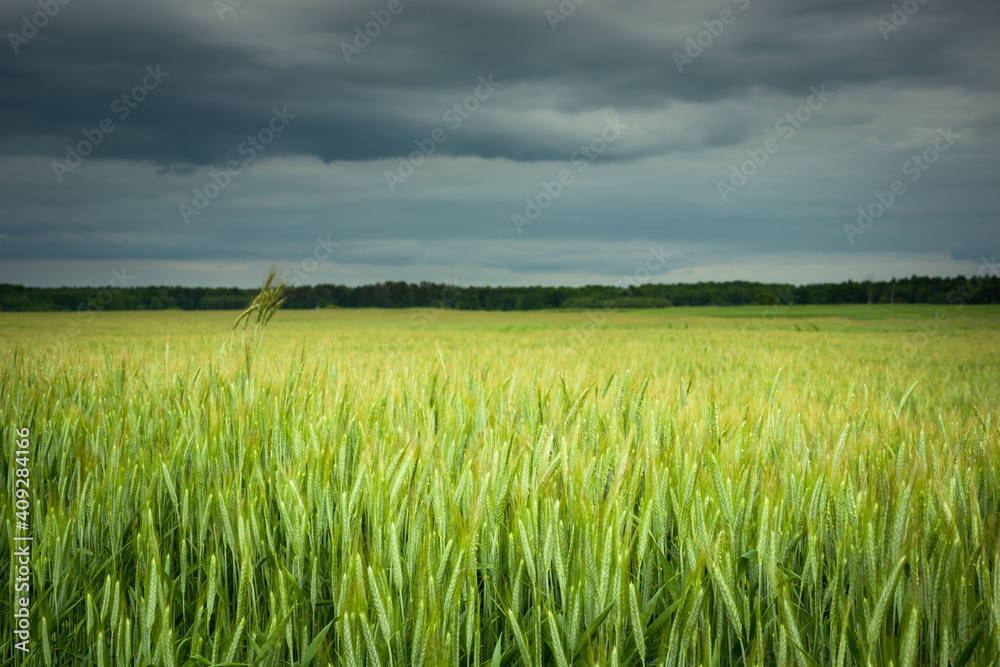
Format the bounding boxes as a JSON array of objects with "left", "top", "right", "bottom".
[{"left": 1, "top": 0, "right": 998, "bottom": 288}]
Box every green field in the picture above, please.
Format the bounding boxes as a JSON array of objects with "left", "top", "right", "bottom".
[{"left": 2, "top": 306, "right": 999, "bottom": 666}]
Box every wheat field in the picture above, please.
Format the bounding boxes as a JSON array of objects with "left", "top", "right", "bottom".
[{"left": 2, "top": 305, "right": 999, "bottom": 666}]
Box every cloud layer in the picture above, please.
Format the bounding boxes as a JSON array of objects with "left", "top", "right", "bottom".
[{"left": 1, "top": 0, "right": 998, "bottom": 286}]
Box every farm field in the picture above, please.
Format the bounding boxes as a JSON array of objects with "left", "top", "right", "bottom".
[{"left": 2, "top": 305, "right": 999, "bottom": 666}]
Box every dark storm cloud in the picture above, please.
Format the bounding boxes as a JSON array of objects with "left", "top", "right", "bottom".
[
  {"left": 1, "top": 0, "right": 998, "bottom": 288},
  {"left": 2, "top": 0, "right": 998, "bottom": 167}
]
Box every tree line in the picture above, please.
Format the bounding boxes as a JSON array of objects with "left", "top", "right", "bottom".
[{"left": 1, "top": 275, "right": 998, "bottom": 312}]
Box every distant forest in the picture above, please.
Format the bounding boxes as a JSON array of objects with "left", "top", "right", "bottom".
[{"left": 1, "top": 275, "right": 998, "bottom": 312}]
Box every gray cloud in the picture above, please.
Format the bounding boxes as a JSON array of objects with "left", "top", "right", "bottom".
[{"left": 0, "top": 0, "right": 998, "bottom": 286}]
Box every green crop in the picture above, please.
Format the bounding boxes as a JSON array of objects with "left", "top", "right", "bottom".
[{"left": 1, "top": 303, "right": 998, "bottom": 666}]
